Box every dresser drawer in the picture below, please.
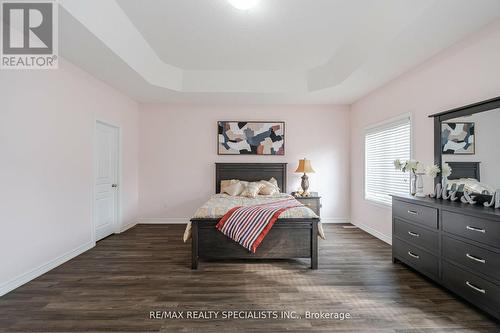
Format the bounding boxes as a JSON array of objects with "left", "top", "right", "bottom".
[
  {"left": 442, "top": 211, "right": 500, "bottom": 249},
  {"left": 393, "top": 238, "right": 438, "bottom": 278},
  {"left": 393, "top": 200, "right": 438, "bottom": 229},
  {"left": 442, "top": 235, "right": 500, "bottom": 282},
  {"left": 442, "top": 261, "right": 500, "bottom": 318},
  {"left": 394, "top": 218, "right": 438, "bottom": 253}
]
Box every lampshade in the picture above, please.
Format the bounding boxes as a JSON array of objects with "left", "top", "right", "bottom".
[{"left": 295, "top": 158, "right": 315, "bottom": 174}]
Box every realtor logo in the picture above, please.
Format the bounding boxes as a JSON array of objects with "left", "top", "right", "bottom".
[{"left": 1, "top": 1, "right": 58, "bottom": 69}]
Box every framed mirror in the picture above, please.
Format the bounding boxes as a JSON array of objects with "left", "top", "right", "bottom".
[{"left": 430, "top": 96, "right": 500, "bottom": 203}]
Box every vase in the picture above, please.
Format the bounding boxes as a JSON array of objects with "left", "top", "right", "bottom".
[
  {"left": 411, "top": 172, "right": 417, "bottom": 196},
  {"left": 415, "top": 173, "right": 426, "bottom": 197}
]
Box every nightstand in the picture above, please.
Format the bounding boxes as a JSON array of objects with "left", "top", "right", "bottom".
[{"left": 291, "top": 192, "right": 321, "bottom": 217}]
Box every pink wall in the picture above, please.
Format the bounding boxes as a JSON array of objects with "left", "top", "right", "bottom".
[
  {"left": 350, "top": 20, "right": 500, "bottom": 243},
  {"left": 0, "top": 59, "right": 139, "bottom": 295},
  {"left": 139, "top": 105, "right": 350, "bottom": 222}
]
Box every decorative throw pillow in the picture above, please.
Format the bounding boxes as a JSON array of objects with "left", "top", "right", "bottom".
[
  {"left": 241, "top": 182, "right": 265, "bottom": 198},
  {"left": 220, "top": 179, "right": 239, "bottom": 193},
  {"left": 269, "top": 177, "right": 279, "bottom": 188},
  {"left": 259, "top": 180, "right": 279, "bottom": 195},
  {"left": 223, "top": 181, "right": 245, "bottom": 196}
]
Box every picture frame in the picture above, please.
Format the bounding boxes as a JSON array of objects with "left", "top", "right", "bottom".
[
  {"left": 217, "top": 121, "right": 285, "bottom": 155},
  {"left": 441, "top": 122, "right": 475, "bottom": 155}
]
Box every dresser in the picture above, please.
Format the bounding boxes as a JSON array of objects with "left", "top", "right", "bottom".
[
  {"left": 392, "top": 195, "right": 500, "bottom": 320},
  {"left": 292, "top": 192, "right": 321, "bottom": 217}
]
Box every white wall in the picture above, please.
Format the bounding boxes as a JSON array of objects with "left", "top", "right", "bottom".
[
  {"left": 349, "top": 20, "right": 500, "bottom": 243},
  {"left": 0, "top": 59, "right": 139, "bottom": 295},
  {"left": 138, "top": 104, "right": 351, "bottom": 223}
]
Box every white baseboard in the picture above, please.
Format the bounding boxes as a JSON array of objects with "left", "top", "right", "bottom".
[
  {"left": 321, "top": 218, "right": 351, "bottom": 224},
  {"left": 0, "top": 241, "right": 95, "bottom": 297},
  {"left": 137, "top": 217, "right": 190, "bottom": 224},
  {"left": 117, "top": 221, "right": 137, "bottom": 233},
  {"left": 351, "top": 221, "right": 392, "bottom": 245}
]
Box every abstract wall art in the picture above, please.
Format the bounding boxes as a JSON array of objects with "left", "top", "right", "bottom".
[
  {"left": 442, "top": 122, "right": 475, "bottom": 155},
  {"left": 218, "top": 121, "right": 285, "bottom": 155}
]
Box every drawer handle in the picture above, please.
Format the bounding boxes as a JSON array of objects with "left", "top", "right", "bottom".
[
  {"left": 466, "top": 226, "right": 486, "bottom": 233},
  {"left": 407, "top": 251, "right": 419, "bottom": 259},
  {"left": 466, "top": 253, "right": 486, "bottom": 264},
  {"left": 408, "top": 231, "right": 420, "bottom": 237},
  {"left": 465, "top": 281, "right": 486, "bottom": 294},
  {"left": 407, "top": 210, "right": 419, "bottom": 216}
]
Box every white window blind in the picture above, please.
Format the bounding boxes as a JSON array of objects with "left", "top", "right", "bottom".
[{"left": 365, "top": 117, "right": 411, "bottom": 206}]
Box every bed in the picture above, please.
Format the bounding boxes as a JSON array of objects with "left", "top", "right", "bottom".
[
  {"left": 446, "top": 161, "right": 480, "bottom": 181},
  {"left": 189, "top": 163, "right": 320, "bottom": 269},
  {"left": 445, "top": 161, "right": 494, "bottom": 203}
]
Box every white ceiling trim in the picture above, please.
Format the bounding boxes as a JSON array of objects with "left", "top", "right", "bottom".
[
  {"left": 59, "top": 0, "right": 438, "bottom": 94},
  {"left": 60, "top": 0, "right": 183, "bottom": 91},
  {"left": 58, "top": 0, "right": 500, "bottom": 103},
  {"left": 60, "top": 0, "right": 309, "bottom": 93},
  {"left": 183, "top": 70, "right": 307, "bottom": 93}
]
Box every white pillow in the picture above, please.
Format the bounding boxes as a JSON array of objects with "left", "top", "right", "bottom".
[
  {"left": 222, "top": 181, "right": 245, "bottom": 196},
  {"left": 269, "top": 177, "right": 279, "bottom": 188},
  {"left": 241, "top": 182, "right": 265, "bottom": 198},
  {"left": 220, "top": 179, "right": 239, "bottom": 193},
  {"left": 259, "top": 180, "right": 279, "bottom": 195}
]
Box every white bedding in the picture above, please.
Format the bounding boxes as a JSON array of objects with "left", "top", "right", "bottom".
[
  {"left": 447, "top": 178, "right": 495, "bottom": 194},
  {"left": 183, "top": 193, "right": 325, "bottom": 242}
]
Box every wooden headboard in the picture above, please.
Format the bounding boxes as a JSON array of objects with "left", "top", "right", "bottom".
[
  {"left": 447, "top": 161, "right": 481, "bottom": 181},
  {"left": 215, "top": 163, "right": 287, "bottom": 194}
]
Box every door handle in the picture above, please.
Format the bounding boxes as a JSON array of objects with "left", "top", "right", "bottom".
[{"left": 111, "top": 184, "right": 118, "bottom": 188}]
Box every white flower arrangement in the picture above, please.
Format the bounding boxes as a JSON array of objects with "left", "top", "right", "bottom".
[
  {"left": 394, "top": 160, "right": 450, "bottom": 179},
  {"left": 425, "top": 165, "right": 441, "bottom": 178},
  {"left": 393, "top": 159, "right": 403, "bottom": 170},
  {"left": 394, "top": 159, "right": 420, "bottom": 173},
  {"left": 442, "top": 162, "right": 452, "bottom": 178},
  {"left": 416, "top": 163, "right": 426, "bottom": 174},
  {"left": 394, "top": 159, "right": 455, "bottom": 198}
]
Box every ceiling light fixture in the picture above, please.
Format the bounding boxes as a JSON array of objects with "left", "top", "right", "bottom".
[{"left": 228, "top": 0, "right": 260, "bottom": 11}]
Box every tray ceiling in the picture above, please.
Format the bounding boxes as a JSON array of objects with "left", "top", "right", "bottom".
[{"left": 58, "top": 0, "right": 500, "bottom": 104}]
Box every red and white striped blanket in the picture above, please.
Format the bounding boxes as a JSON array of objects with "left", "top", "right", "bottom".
[{"left": 215, "top": 198, "right": 304, "bottom": 253}]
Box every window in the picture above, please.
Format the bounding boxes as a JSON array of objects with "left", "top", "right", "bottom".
[{"left": 365, "top": 116, "right": 411, "bottom": 206}]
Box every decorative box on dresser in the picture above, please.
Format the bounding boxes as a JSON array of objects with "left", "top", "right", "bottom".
[
  {"left": 392, "top": 195, "right": 500, "bottom": 320},
  {"left": 292, "top": 192, "right": 321, "bottom": 217}
]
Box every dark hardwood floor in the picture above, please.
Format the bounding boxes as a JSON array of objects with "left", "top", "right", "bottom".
[{"left": 1, "top": 224, "right": 499, "bottom": 333}]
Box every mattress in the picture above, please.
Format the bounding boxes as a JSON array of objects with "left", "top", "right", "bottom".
[{"left": 183, "top": 193, "right": 325, "bottom": 242}]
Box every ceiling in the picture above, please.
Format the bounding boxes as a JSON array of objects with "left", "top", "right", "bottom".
[
  {"left": 58, "top": 0, "right": 500, "bottom": 104},
  {"left": 117, "top": 0, "right": 356, "bottom": 71}
]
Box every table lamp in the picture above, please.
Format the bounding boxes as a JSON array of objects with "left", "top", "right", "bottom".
[{"left": 295, "top": 158, "right": 315, "bottom": 196}]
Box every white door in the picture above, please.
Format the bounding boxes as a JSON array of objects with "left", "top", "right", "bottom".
[{"left": 95, "top": 121, "right": 119, "bottom": 241}]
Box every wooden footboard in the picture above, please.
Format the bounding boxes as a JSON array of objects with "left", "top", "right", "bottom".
[{"left": 190, "top": 218, "right": 319, "bottom": 269}]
